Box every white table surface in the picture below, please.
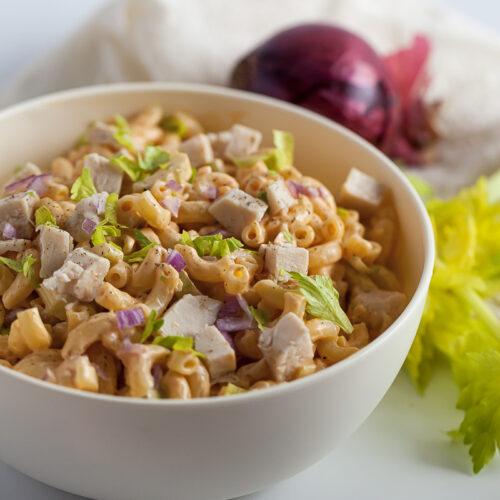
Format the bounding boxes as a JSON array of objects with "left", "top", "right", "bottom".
[{"left": 1, "top": 1, "right": 499, "bottom": 499}]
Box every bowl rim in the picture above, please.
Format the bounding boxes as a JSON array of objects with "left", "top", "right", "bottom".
[{"left": 0, "top": 81, "right": 435, "bottom": 407}]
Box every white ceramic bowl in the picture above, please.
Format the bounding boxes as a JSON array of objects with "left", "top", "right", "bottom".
[{"left": 0, "top": 83, "right": 434, "bottom": 500}]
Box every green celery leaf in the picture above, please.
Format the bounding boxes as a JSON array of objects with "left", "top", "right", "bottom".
[
  {"left": 110, "top": 145, "right": 170, "bottom": 182},
  {"left": 139, "top": 310, "right": 164, "bottom": 344},
  {"left": 405, "top": 172, "right": 500, "bottom": 472},
  {"left": 70, "top": 167, "right": 98, "bottom": 201},
  {"left": 0, "top": 254, "right": 37, "bottom": 288},
  {"left": 153, "top": 335, "right": 205, "bottom": 358},
  {"left": 233, "top": 129, "right": 294, "bottom": 173},
  {"left": 223, "top": 383, "right": 247, "bottom": 395},
  {"left": 113, "top": 115, "right": 134, "bottom": 150},
  {"left": 249, "top": 306, "right": 271, "bottom": 332},
  {"left": 288, "top": 271, "right": 353, "bottom": 333},
  {"left": 282, "top": 229, "right": 293, "bottom": 244},
  {"left": 35, "top": 206, "right": 58, "bottom": 228},
  {"left": 160, "top": 115, "right": 188, "bottom": 138},
  {"left": 124, "top": 242, "right": 157, "bottom": 263},
  {"left": 178, "top": 230, "right": 243, "bottom": 258},
  {"left": 138, "top": 145, "right": 170, "bottom": 173}
]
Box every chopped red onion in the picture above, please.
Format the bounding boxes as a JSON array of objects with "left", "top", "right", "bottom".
[
  {"left": 219, "top": 329, "right": 236, "bottom": 351},
  {"left": 5, "top": 175, "right": 35, "bottom": 194},
  {"left": 218, "top": 295, "right": 241, "bottom": 317},
  {"left": 216, "top": 316, "right": 254, "bottom": 333},
  {"left": 236, "top": 294, "right": 253, "bottom": 320},
  {"left": 94, "top": 195, "right": 106, "bottom": 215},
  {"left": 30, "top": 174, "right": 52, "bottom": 196},
  {"left": 285, "top": 180, "right": 298, "bottom": 197},
  {"left": 116, "top": 308, "right": 145, "bottom": 330},
  {"left": 152, "top": 364, "right": 163, "bottom": 389},
  {"left": 92, "top": 362, "right": 110, "bottom": 381},
  {"left": 161, "top": 197, "right": 180, "bottom": 217},
  {"left": 165, "top": 180, "right": 183, "bottom": 192},
  {"left": 2, "top": 223, "right": 17, "bottom": 240},
  {"left": 165, "top": 249, "right": 186, "bottom": 272},
  {"left": 205, "top": 185, "right": 219, "bottom": 200},
  {"left": 286, "top": 180, "right": 320, "bottom": 198},
  {"left": 82, "top": 218, "right": 97, "bottom": 234},
  {"left": 318, "top": 186, "right": 330, "bottom": 198},
  {"left": 5, "top": 309, "right": 21, "bottom": 325},
  {"left": 5, "top": 173, "right": 52, "bottom": 196},
  {"left": 207, "top": 228, "right": 232, "bottom": 238}
]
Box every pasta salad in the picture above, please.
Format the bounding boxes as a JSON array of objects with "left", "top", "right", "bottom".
[{"left": 0, "top": 105, "right": 407, "bottom": 398}]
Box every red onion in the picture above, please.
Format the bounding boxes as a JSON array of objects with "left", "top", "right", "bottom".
[
  {"left": 165, "top": 180, "right": 183, "bottom": 192},
  {"left": 94, "top": 196, "right": 106, "bottom": 215},
  {"left": 219, "top": 329, "right": 236, "bottom": 351},
  {"left": 5, "top": 173, "right": 52, "bottom": 195},
  {"left": 116, "top": 308, "right": 145, "bottom": 330},
  {"left": 165, "top": 249, "right": 186, "bottom": 272},
  {"left": 81, "top": 218, "right": 97, "bottom": 234},
  {"left": 161, "top": 197, "right": 180, "bottom": 217},
  {"left": 5, "top": 309, "right": 21, "bottom": 325},
  {"left": 92, "top": 362, "right": 110, "bottom": 381},
  {"left": 205, "top": 185, "right": 219, "bottom": 200},
  {"left": 318, "top": 186, "right": 330, "bottom": 198},
  {"left": 231, "top": 24, "right": 437, "bottom": 165},
  {"left": 2, "top": 223, "right": 17, "bottom": 240},
  {"left": 216, "top": 294, "right": 256, "bottom": 336},
  {"left": 218, "top": 295, "right": 241, "bottom": 317},
  {"left": 286, "top": 180, "right": 320, "bottom": 198},
  {"left": 236, "top": 294, "right": 253, "bottom": 320},
  {"left": 207, "top": 228, "right": 232, "bottom": 238},
  {"left": 216, "top": 316, "right": 254, "bottom": 333},
  {"left": 152, "top": 364, "right": 163, "bottom": 389},
  {"left": 285, "top": 180, "right": 298, "bottom": 197}
]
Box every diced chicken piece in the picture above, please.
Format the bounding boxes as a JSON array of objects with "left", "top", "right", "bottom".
[
  {"left": 207, "top": 131, "right": 232, "bottom": 158},
  {"left": 258, "top": 312, "right": 314, "bottom": 382},
  {"left": 208, "top": 188, "right": 267, "bottom": 237},
  {"left": 132, "top": 151, "right": 191, "bottom": 192},
  {"left": 85, "top": 121, "right": 120, "bottom": 148},
  {"left": 348, "top": 290, "right": 406, "bottom": 335},
  {"left": 266, "top": 179, "right": 297, "bottom": 215},
  {"left": 64, "top": 192, "right": 108, "bottom": 242},
  {"left": 192, "top": 325, "right": 236, "bottom": 378},
  {"left": 265, "top": 244, "right": 309, "bottom": 281},
  {"left": 3, "top": 162, "right": 41, "bottom": 193},
  {"left": 0, "top": 239, "right": 30, "bottom": 255},
  {"left": 0, "top": 191, "right": 38, "bottom": 239},
  {"left": 38, "top": 226, "right": 73, "bottom": 278},
  {"left": 42, "top": 248, "right": 110, "bottom": 303},
  {"left": 225, "top": 124, "right": 262, "bottom": 158},
  {"left": 159, "top": 294, "right": 222, "bottom": 337},
  {"left": 84, "top": 153, "right": 123, "bottom": 194},
  {"left": 178, "top": 134, "right": 214, "bottom": 168},
  {"left": 338, "top": 168, "right": 387, "bottom": 218}
]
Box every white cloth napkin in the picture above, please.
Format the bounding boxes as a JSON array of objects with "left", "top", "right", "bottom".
[{"left": 1, "top": 0, "right": 500, "bottom": 196}]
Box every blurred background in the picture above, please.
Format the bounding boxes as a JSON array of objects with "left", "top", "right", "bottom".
[{"left": 0, "top": 0, "right": 498, "bottom": 89}]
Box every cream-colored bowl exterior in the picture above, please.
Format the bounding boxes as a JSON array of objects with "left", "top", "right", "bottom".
[{"left": 0, "top": 83, "right": 434, "bottom": 500}]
